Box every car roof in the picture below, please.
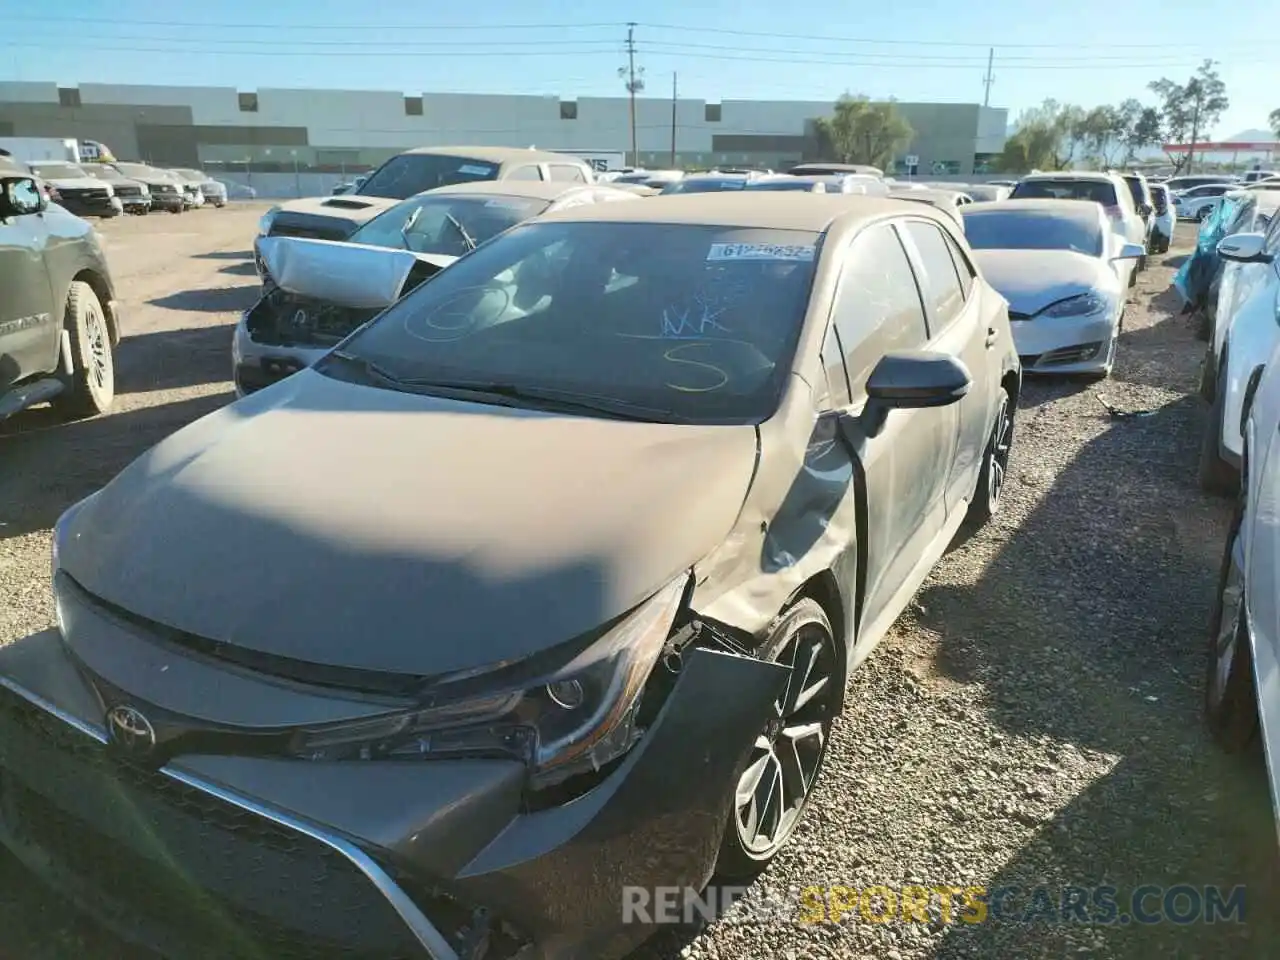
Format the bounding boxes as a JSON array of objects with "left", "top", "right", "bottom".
[
  {"left": 400, "top": 145, "right": 588, "bottom": 167},
  {"left": 1019, "top": 171, "right": 1117, "bottom": 182},
  {"left": 896, "top": 188, "right": 970, "bottom": 203},
  {"left": 965, "top": 198, "right": 1103, "bottom": 221},
  {"left": 424, "top": 180, "right": 598, "bottom": 201},
  {"left": 533, "top": 192, "right": 952, "bottom": 232}
]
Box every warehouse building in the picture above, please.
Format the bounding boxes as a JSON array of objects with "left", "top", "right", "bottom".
[{"left": 0, "top": 81, "right": 1007, "bottom": 177}]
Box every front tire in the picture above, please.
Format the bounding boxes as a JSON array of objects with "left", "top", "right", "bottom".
[
  {"left": 51, "top": 281, "right": 114, "bottom": 420},
  {"left": 965, "top": 387, "right": 1014, "bottom": 527},
  {"left": 1199, "top": 354, "right": 1239, "bottom": 496},
  {"left": 717, "top": 598, "right": 840, "bottom": 880},
  {"left": 1205, "top": 496, "right": 1258, "bottom": 750}
]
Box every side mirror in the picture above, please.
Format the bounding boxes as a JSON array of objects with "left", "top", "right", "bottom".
[
  {"left": 861, "top": 350, "right": 972, "bottom": 438},
  {"left": 1139, "top": 204, "right": 1153, "bottom": 217},
  {"left": 1114, "top": 242, "right": 1146, "bottom": 260},
  {"left": 0, "top": 176, "right": 48, "bottom": 218},
  {"left": 1217, "top": 232, "right": 1272, "bottom": 264}
]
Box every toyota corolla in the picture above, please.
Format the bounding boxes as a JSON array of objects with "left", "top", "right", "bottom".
[{"left": 0, "top": 194, "right": 1018, "bottom": 960}]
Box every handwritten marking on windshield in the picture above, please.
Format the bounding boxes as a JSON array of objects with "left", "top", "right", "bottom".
[{"left": 662, "top": 343, "right": 730, "bottom": 393}]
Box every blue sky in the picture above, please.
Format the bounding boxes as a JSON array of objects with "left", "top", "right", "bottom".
[{"left": 3, "top": 0, "right": 1276, "bottom": 138}]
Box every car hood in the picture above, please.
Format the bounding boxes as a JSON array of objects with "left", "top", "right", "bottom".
[
  {"left": 272, "top": 196, "right": 401, "bottom": 237},
  {"left": 972, "top": 249, "right": 1114, "bottom": 315},
  {"left": 59, "top": 369, "right": 759, "bottom": 678},
  {"left": 258, "top": 236, "right": 457, "bottom": 308},
  {"left": 44, "top": 176, "right": 110, "bottom": 190}
]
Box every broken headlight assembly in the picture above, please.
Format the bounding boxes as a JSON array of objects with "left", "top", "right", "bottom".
[{"left": 288, "top": 576, "right": 687, "bottom": 787}]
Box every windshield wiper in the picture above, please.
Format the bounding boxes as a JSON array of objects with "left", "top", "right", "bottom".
[
  {"left": 325, "top": 354, "right": 691, "bottom": 422},
  {"left": 383, "top": 374, "right": 689, "bottom": 422},
  {"left": 443, "top": 212, "right": 477, "bottom": 252}
]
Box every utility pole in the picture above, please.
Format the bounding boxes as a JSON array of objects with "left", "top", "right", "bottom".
[
  {"left": 670, "top": 73, "right": 678, "bottom": 167},
  {"left": 982, "top": 48, "right": 995, "bottom": 108},
  {"left": 619, "top": 23, "right": 644, "bottom": 169}
]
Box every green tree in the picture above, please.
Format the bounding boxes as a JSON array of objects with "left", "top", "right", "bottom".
[
  {"left": 997, "top": 100, "right": 1086, "bottom": 172},
  {"left": 1270, "top": 108, "right": 1280, "bottom": 138},
  {"left": 1149, "top": 59, "right": 1229, "bottom": 174},
  {"left": 813, "top": 95, "right": 913, "bottom": 169}
]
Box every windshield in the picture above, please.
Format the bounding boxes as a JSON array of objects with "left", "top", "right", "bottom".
[
  {"left": 357, "top": 154, "right": 501, "bottom": 199},
  {"left": 327, "top": 222, "right": 819, "bottom": 423},
  {"left": 30, "top": 162, "right": 88, "bottom": 179},
  {"left": 662, "top": 178, "right": 746, "bottom": 194},
  {"left": 1010, "top": 180, "right": 1118, "bottom": 206},
  {"left": 348, "top": 194, "right": 550, "bottom": 254},
  {"left": 745, "top": 180, "right": 819, "bottom": 192},
  {"left": 961, "top": 211, "right": 1104, "bottom": 256},
  {"left": 111, "top": 162, "right": 155, "bottom": 178}
]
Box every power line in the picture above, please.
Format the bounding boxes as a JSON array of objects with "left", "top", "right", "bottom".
[
  {"left": 3, "top": 13, "right": 1269, "bottom": 52},
  {"left": 1, "top": 14, "right": 618, "bottom": 31},
  {"left": 1, "top": 41, "right": 623, "bottom": 58},
  {"left": 635, "top": 38, "right": 1236, "bottom": 64},
  {"left": 638, "top": 21, "right": 1275, "bottom": 51},
  {"left": 25, "top": 32, "right": 623, "bottom": 49}
]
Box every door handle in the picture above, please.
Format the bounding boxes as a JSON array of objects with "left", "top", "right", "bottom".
[{"left": 985, "top": 326, "right": 999, "bottom": 348}]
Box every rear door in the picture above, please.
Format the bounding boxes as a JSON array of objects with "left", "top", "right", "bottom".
[
  {"left": 0, "top": 179, "right": 57, "bottom": 388},
  {"left": 827, "top": 221, "right": 956, "bottom": 642},
  {"left": 899, "top": 217, "right": 995, "bottom": 512}
]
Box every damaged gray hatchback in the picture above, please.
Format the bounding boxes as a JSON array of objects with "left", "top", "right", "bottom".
[{"left": 0, "top": 195, "right": 1018, "bottom": 960}]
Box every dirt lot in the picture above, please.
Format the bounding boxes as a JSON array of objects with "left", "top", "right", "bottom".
[{"left": 0, "top": 211, "right": 1275, "bottom": 959}]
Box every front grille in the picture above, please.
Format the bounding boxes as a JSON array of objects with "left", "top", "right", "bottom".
[
  {"left": 115, "top": 185, "right": 143, "bottom": 197},
  {"left": 0, "top": 694, "right": 431, "bottom": 960},
  {"left": 60, "top": 188, "right": 110, "bottom": 201}
]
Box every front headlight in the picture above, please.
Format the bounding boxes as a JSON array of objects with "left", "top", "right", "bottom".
[
  {"left": 258, "top": 206, "right": 281, "bottom": 236},
  {"left": 1039, "top": 291, "right": 1110, "bottom": 318},
  {"left": 289, "top": 576, "right": 688, "bottom": 786}
]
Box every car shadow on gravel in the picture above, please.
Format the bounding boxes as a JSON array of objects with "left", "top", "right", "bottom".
[
  {"left": 147, "top": 286, "right": 259, "bottom": 313},
  {"left": 0, "top": 390, "right": 234, "bottom": 541},
  {"left": 113, "top": 324, "right": 237, "bottom": 394},
  {"left": 192, "top": 250, "right": 253, "bottom": 260},
  {"left": 918, "top": 395, "right": 1275, "bottom": 958},
  {"left": 219, "top": 262, "right": 260, "bottom": 277}
]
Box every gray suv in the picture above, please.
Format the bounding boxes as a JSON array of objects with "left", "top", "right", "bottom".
[{"left": 0, "top": 171, "right": 122, "bottom": 422}]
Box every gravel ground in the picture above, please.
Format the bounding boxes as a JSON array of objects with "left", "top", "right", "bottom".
[{"left": 0, "top": 215, "right": 1274, "bottom": 959}]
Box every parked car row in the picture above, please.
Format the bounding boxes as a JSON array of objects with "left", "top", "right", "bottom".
[{"left": 18, "top": 158, "right": 230, "bottom": 217}]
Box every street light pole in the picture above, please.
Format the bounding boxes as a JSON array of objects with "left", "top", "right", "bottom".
[{"left": 291, "top": 149, "right": 300, "bottom": 197}]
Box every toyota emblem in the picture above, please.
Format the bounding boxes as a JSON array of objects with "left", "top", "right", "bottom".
[{"left": 106, "top": 704, "right": 157, "bottom": 755}]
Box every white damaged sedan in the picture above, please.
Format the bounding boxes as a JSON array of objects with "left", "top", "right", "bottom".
[{"left": 961, "top": 199, "right": 1144, "bottom": 378}]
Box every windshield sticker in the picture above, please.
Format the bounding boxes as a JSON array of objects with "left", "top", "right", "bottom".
[
  {"left": 485, "top": 199, "right": 528, "bottom": 208},
  {"left": 459, "top": 164, "right": 495, "bottom": 176},
  {"left": 707, "top": 242, "right": 816, "bottom": 262}
]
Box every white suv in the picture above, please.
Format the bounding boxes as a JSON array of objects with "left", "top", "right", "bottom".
[{"left": 1009, "top": 171, "right": 1149, "bottom": 271}]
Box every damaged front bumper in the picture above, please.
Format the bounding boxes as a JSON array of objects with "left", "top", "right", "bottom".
[{"left": 0, "top": 628, "right": 785, "bottom": 960}]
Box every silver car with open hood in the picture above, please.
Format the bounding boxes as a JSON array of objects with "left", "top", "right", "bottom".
[
  {"left": 3, "top": 194, "right": 1017, "bottom": 960},
  {"left": 234, "top": 181, "right": 638, "bottom": 396}
]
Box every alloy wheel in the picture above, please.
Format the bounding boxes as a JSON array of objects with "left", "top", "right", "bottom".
[
  {"left": 1208, "top": 528, "right": 1246, "bottom": 710},
  {"left": 734, "top": 622, "right": 835, "bottom": 856},
  {"left": 988, "top": 396, "right": 1013, "bottom": 507},
  {"left": 85, "top": 305, "right": 111, "bottom": 390}
]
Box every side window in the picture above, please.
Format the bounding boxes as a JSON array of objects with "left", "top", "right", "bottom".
[
  {"left": 1263, "top": 211, "right": 1280, "bottom": 257},
  {"left": 819, "top": 323, "right": 852, "bottom": 408},
  {"left": 549, "top": 164, "right": 587, "bottom": 183},
  {"left": 507, "top": 165, "right": 543, "bottom": 181},
  {"left": 830, "top": 224, "right": 929, "bottom": 390},
  {"left": 942, "top": 230, "right": 975, "bottom": 300},
  {"left": 903, "top": 221, "right": 966, "bottom": 330}
]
